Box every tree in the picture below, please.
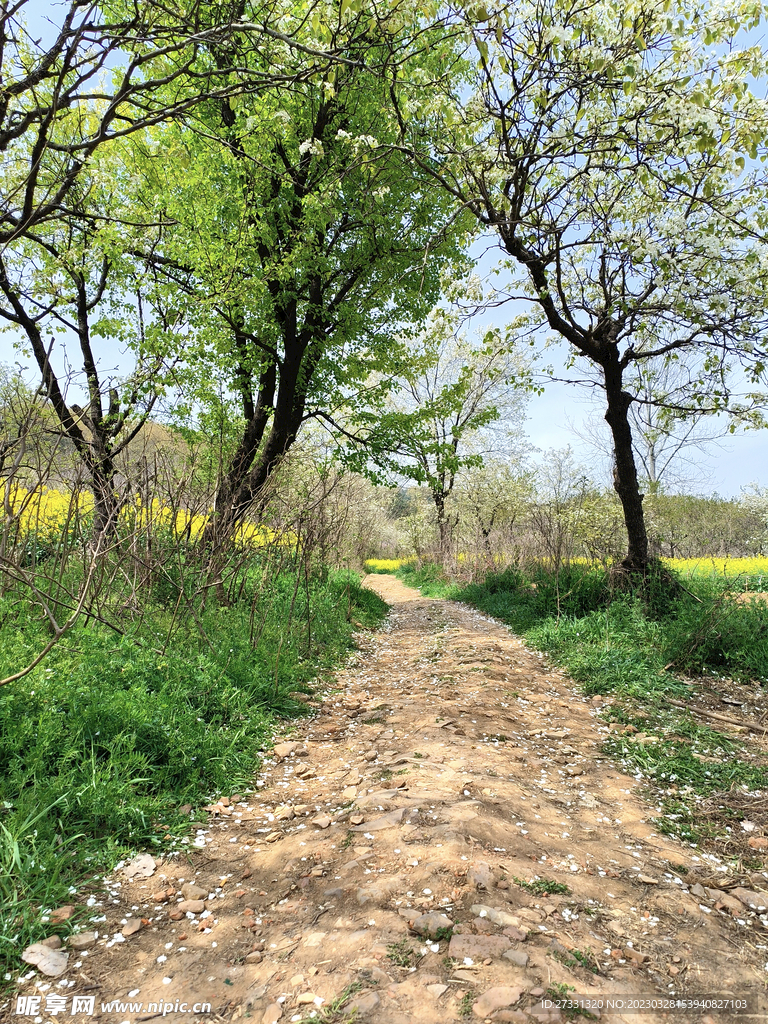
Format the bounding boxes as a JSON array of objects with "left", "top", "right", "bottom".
[
  {"left": 0, "top": 0, "right": 261, "bottom": 242},
  {"left": 3, "top": 0, "right": 466, "bottom": 538},
  {"left": 0, "top": 142, "right": 189, "bottom": 537},
  {"left": 574, "top": 353, "right": 733, "bottom": 496},
  {"left": 351, "top": 301, "right": 531, "bottom": 559},
  {"left": 404, "top": 0, "right": 768, "bottom": 572},
  {"left": 134, "top": 3, "right": 472, "bottom": 544}
]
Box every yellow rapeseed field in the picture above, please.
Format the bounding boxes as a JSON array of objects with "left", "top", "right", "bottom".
[
  {"left": 662, "top": 556, "right": 768, "bottom": 586},
  {"left": 364, "top": 558, "right": 414, "bottom": 573},
  {"left": 1, "top": 485, "right": 281, "bottom": 547}
]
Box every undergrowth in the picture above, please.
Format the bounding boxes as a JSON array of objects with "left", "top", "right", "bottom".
[
  {"left": 0, "top": 562, "right": 386, "bottom": 984},
  {"left": 452, "top": 561, "right": 768, "bottom": 854},
  {"left": 395, "top": 561, "right": 455, "bottom": 598}
]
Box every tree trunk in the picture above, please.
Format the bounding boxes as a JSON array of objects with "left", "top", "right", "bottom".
[{"left": 602, "top": 351, "right": 649, "bottom": 571}]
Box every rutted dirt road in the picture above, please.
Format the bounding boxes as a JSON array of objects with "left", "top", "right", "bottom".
[{"left": 13, "top": 575, "right": 768, "bottom": 1024}]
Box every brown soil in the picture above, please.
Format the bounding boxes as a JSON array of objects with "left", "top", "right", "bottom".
[{"left": 12, "top": 575, "right": 768, "bottom": 1024}]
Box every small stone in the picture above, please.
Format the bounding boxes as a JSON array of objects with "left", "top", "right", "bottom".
[
  {"left": 669, "top": 965, "right": 679, "bottom": 976},
  {"left": 690, "top": 882, "right": 707, "bottom": 898},
  {"left": 181, "top": 882, "right": 209, "bottom": 900},
  {"left": 68, "top": 931, "right": 97, "bottom": 951},
  {"left": 312, "top": 815, "right": 332, "bottom": 829},
  {"left": 296, "top": 993, "right": 318, "bottom": 1005},
  {"left": 351, "top": 807, "right": 405, "bottom": 831},
  {"left": 169, "top": 911, "right": 184, "bottom": 921},
  {"left": 342, "top": 787, "right": 358, "bottom": 801},
  {"left": 748, "top": 836, "right": 768, "bottom": 851},
  {"left": 245, "top": 951, "right": 263, "bottom": 963},
  {"left": 262, "top": 1003, "right": 282, "bottom": 1023},
  {"left": 178, "top": 899, "right": 205, "bottom": 914},
  {"left": 410, "top": 911, "right": 454, "bottom": 939},
  {"left": 470, "top": 904, "right": 525, "bottom": 930},
  {"left": 21, "top": 944, "right": 69, "bottom": 977},
  {"left": 715, "top": 895, "right": 744, "bottom": 914},
  {"left": 122, "top": 919, "right": 143, "bottom": 936},
  {"left": 265, "top": 831, "right": 282, "bottom": 843},
  {"left": 426, "top": 984, "right": 448, "bottom": 997},
  {"left": 623, "top": 947, "right": 649, "bottom": 964},
  {"left": 273, "top": 742, "right": 299, "bottom": 759},
  {"left": 179, "top": 803, "right": 193, "bottom": 814},
  {"left": 502, "top": 949, "right": 529, "bottom": 967},
  {"left": 566, "top": 766, "right": 583, "bottom": 776},
  {"left": 472, "top": 985, "right": 524, "bottom": 1017},
  {"left": 40, "top": 936, "right": 62, "bottom": 949},
  {"left": 363, "top": 750, "right": 379, "bottom": 762},
  {"left": 732, "top": 887, "right": 768, "bottom": 910},
  {"left": 347, "top": 991, "right": 380, "bottom": 1013},
  {"left": 276, "top": 805, "right": 295, "bottom": 821},
  {"left": 350, "top": 813, "right": 365, "bottom": 825},
  {"left": 530, "top": 987, "right": 545, "bottom": 998},
  {"left": 638, "top": 874, "right": 659, "bottom": 885},
  {"left": 49, "top": 905, "right": 76, "bottom": 924},
  {"left": 122, "top": 854, "right": 156, "bottom": 879},
  {"left": 152, "top": 890, "right": 170, "bottom": 902},
  {"left": 451, "top": 970, "right": 477, "bottom": 982},
  {"left": 467, "top": 860, "right": 493, "bottom": 890}
]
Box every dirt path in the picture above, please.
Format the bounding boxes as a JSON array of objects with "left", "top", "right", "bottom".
[{"left": 16, "top": 576, "right": 768, "bottom": 1024}]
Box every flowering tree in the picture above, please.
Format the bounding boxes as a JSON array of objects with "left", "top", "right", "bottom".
[
  {"left": 135, "top": 0, "right": 472, "bottom": 543},
  {"left": 404, "top": 0, "right": 768, "bottom": 571}
]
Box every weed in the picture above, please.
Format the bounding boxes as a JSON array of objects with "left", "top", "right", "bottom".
[
  {"left": 295, "top": 981, "right": 363, "bottom": 1023},
  {"left": 413, "top": 752, "right": 423, "bottom": 758},
  {"left": 341, "top": 830, "right": 355, "bottom": 849},
  {"left": 512, "top": 876, "right": 570, "bottom": 896},
  {"left": 386, "top": 938, "right": 418, "bottom": 968},
  {"left": 545, "top": 983, "right": 598, "bottom": 1021},
  {"left": 552, "top": 947, "right": 598, "bottom": 974},
  {"left": 458, "top": 991, "right": 475, "bottom": 1019}
]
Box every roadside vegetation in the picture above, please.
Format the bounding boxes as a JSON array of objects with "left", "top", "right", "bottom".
[
  {"left": 0, "top": 464, "right": 387, "bottom": 982},
  {"left": 391, "top": 557, "right": 768, "bottom": 863}
]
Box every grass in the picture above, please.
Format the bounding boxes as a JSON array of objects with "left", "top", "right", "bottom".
[
  {"left": 395, "top": 561, "right": 455, "bottom": 598},
  {"left": 0, "top": 557, "right": 386, "bottom": 985},
  {"left": 295, "top": 981, "right": 364, "bottom": 1023},
  {"left": 451, "top": 561, "right": 768, "bottom": 856},
  {"left": 386, "top": 938, "right": 419, "bottom": 967},
  {"left": 512, "top": 876, "right": 570, "bottom": 896},
  {"left": 458, "top": 991, "right": 475, "bottom": 1019}
]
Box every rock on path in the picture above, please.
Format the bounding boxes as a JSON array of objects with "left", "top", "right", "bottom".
[{"left": 12, "top": 574, "right": 768, "bottom": 1024}]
